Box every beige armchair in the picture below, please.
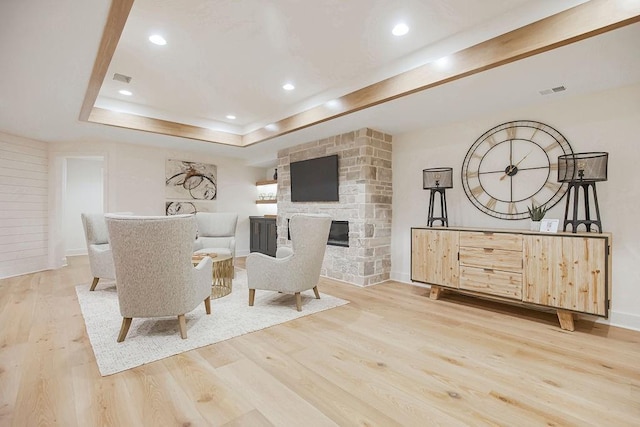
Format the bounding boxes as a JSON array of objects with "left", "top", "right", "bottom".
[
  {"left": 105, "top": 214, "right": 213, "bottom": 342},
  {"left": 246, "top": 214, "right": 332, "bottom": 311},
  {"left": 193, "top": 212, "right": 238, "bottom": 259},
  {"left": 81, "top": 213, "right": 116, "bottom": 291}
]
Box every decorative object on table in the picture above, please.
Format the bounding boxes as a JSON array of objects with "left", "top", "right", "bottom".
[
  {"left": 527, "top": 203, "right": 548, "bottom": 231},
  {"left": 539, "top": 218, "right": 560, "bottom": 233},
  {"left": 165, "top": 159, "right": 217, "bottom": 200},
  {"left": 462, "top": 120, "right": 573, "bottom": 219},
  {"left": 558, "top": 152, "right": 608, "bottom": 233},
  {"left": 273, "top": 168, "right": 278, "bottom": 180},
  {"left": 423, "top": 167, "right": 453, "bottom": 227}
]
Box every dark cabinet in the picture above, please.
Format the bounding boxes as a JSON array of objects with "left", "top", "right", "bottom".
[{"left": 250, "top": 216, "right": 277, "bottom": 257}]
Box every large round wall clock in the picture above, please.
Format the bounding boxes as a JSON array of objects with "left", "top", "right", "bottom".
[{"left": 461, "top": 120, "right": 573, "bottom": 220}]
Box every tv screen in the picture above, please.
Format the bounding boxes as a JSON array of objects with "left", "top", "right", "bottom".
[{"left": 290, "top": 155, "right": 339, "bottom": 202}]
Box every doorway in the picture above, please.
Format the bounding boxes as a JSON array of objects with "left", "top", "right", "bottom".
[{"left": 49, "top": 155, "right": 107, "bottom": 268}]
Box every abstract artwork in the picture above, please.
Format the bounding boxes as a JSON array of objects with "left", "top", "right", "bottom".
[
  {"left": 165, "top": 201, "right": 214, "bottom": 216},
  {"left": 165, "top": 159, "right": 217, "bottom": 200}
]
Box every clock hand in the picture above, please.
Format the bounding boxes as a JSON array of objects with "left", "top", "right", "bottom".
[{"left": 500, "top": 150, "right": 533, "bottom": 181}]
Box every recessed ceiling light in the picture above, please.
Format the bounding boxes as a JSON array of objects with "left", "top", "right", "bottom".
[
  {"left": 325, "top": 99, "right": 342, "bottom": 110},
  {"left": 392, "top": 23, "right": 409, "bottom": 36},
  {"left": 226, "top": 115, "right": 236, "bottom": 120},
  {"left": 149, "top": 35, "right": 167, "bottom": 45},
  {"left": 265, "top": 123, "right": 279, "bottom": 131},
  {"left": 118, "top": 90, "right": 132, "bottom": 96},
  {"left": 435, "top": 56, "right": 450, "bottom": 68},
  {"left": 282, "top": 83, "right": 295, "bottom": 91}
]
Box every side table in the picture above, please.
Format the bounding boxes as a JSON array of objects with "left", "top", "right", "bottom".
[{"left": 192, "top": 253, "right": 234, "bottom": 298}]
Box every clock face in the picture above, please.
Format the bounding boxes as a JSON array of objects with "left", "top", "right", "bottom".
[{"left": 462, "top": 120, "right": 573, "bottom": 220}]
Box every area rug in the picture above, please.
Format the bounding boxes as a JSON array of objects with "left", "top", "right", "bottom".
[{"left": 75, "top": 269, "right": 348, "bottom": 376}]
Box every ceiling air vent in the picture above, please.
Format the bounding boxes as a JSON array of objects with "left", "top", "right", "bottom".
[
  {"left": 113, "top": 73, "right": 132, "bottom": 84},
  {"left": 539, "top": 85, "right": 566, "bottom": 96}
]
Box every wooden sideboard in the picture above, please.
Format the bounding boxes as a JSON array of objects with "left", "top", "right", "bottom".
[{"left": 411, "top": 227, "right": 612, "bottom": 330}]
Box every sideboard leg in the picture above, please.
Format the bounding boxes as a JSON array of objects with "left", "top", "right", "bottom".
[
  {"left": 557, "top": 310, "right": 575, "bottom": 331},
  {"left": 429, "top": 286, "right": 443, "bottom": 300}
]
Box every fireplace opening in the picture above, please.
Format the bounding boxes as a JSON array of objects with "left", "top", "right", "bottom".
[
  {"left": 327, "top": 220, "right": 349, "bottom": 247},
  {"left": 287, "top": 219, "right": 349, "bottom": 247}
]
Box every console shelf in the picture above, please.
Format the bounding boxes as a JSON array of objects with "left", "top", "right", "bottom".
[
  {"left": 411, "top": 226, "right": 612, "bottom": 331},
  {"left": 256, "top": 179, "right": 278, "bottom": 204}
]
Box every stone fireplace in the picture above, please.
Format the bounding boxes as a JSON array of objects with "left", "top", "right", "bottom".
[
  {"left": 288, "top": 219, "right": 349, "bottom": 247},
  {"left": 276, "top": 128, "right": 392, "bottom": 286}
]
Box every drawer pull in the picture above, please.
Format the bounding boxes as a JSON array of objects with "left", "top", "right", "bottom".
[
  {"left": 483, "top": 248, "right": 494, "bottom": 253},
  {"left": 484, "top": 268, "right": 494, "bottom": 273}
]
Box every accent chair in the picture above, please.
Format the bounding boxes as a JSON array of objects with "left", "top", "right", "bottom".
[
  {"left": 246, "top": 213, "right": 332, "bottom": 311},
  {"left": 105, "top": 214, "right": 213, "bottom": 342},
  {"left": 193, "top": 212, "right": 238, "bottom": 260},
  {"left": 81, "top": 212, "right": 117, "bottom": 291}
]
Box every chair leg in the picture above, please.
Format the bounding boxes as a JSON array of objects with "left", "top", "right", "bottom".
[
  {"left": 249, "top": 289, "right": 255, "bottom": 306},
  {"left": 90, "top": 277, "right": 99, "bottom": 291},
  {"left": 204, "top": 296, "right": 211, "bottom": 314},
  {"left": 295, "top": 292, "right": 302, "bottom": 312},
  {"left": 178, "top": 314, "right": 187, "bottom": 339},
  {"left": 313, "top": 286, "right": 320, "bottom": 299},
  {"left": 117, "top": 317, "right": 132, "bottom": 342}
]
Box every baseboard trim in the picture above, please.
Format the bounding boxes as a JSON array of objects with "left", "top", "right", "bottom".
[
  {"left": 598, "top": 311, "right": 640, "bottom": 332},
  {"left": 390, "top": 271, "right": 411, "bottom": 284},
  {"left": 66, "top": 248, "right": 87, "bottom": 257},
  {"left": 391, "top": 270, "right": 640, "bottom": 332}
]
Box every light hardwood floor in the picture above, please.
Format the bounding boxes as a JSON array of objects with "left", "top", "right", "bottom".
[{"left": 1, "top": 256, "right": 639, "bottom": 426}]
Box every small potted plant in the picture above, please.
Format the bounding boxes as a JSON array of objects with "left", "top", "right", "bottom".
[{"left": 527, "top": 203, "right": 548, "bottom": 231}]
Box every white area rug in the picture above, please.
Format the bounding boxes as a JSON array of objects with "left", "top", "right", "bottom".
[{"left": 76, "top": 269, "right": 348, "bottom": 376}]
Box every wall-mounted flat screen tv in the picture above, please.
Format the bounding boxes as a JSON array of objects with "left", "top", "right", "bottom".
[{"left": 290, "top": 154, "right": 339, "bottom": 202}]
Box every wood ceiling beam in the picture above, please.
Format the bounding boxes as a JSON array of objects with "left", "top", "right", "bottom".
[
  {"left": 80, "top": 0, "right": 640, "bottom": 148},
  {"left": 241, "top": 0, "right": 640, "bottom": 146},
  {"left": 88, "top": 108, "right": 243, "bottom": 146},
  {"left": 78, "top": 0, "right": 134, "bottom": 122}
]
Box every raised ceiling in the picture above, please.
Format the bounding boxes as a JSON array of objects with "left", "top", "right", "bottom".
[{"left": 1, "top": 0, "right": 639, "bottom": 167}]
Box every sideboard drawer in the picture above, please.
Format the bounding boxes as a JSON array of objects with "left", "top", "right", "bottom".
[
  {"left": 459, "top": 247, "right": 523, "bottom": 272},
  {"left": 459, "top": 266, "right": 522, "bottom": 299},
  {"left": 459, "top": 231, "right": 522, "bottom": 251}
]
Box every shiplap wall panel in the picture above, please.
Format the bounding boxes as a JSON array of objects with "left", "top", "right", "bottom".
[{"left": 0, "top": 132, "right": 49, "bottom": 278}]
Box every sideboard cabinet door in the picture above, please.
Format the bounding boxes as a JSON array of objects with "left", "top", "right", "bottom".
[
  {"left": 411, "top": 229, "right": 459, "bottom": 287},
  {"left": 523, "top": 235, "right": 608, "bottom": 316}
]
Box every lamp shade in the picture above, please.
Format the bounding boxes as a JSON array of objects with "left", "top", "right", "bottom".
[
  {"left": 423, "top": 167, "right": 453, "bottom": 189},
  {"left": 557, "top": 152, "right": 608, "bottom": 183}
]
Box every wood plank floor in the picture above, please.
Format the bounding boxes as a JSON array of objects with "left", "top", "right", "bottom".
[{"left": 1, "top": 256, "right": 639, "bottom": 426}]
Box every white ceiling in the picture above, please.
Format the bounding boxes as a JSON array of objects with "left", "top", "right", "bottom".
[{"left": 1, "top": 0, "right": 639, "bottom": 167}]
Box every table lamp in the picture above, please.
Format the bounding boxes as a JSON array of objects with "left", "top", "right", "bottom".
[
  {"left": 557, "top": 152, "right": 608, "bottom": 233},
  {"left": 423, "top": 167, "right": 453, "bottom": 227}
]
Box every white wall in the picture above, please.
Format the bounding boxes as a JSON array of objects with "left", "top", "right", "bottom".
[
  {"left": 64, "top": 157, "right": 104, "bottom": 256},
  {"left": 0, "top": 132, "right": 49, "bottom": 278},
  {"left": 49, "top": 139, "right": 266, "bottom": 265},
  {"left": 391, "top": 83, "right": 640, "bottom": 331}
]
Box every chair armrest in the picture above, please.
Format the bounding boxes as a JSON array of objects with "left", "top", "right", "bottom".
[
  {"left": 246, "top": 252, "right": 296, "bottom": 292},
  {"left": 193, "top": 256, "right": 213, "bottom": 295},
  {"left": 276, "top": 247, "right": 293, "bottom": 258}
]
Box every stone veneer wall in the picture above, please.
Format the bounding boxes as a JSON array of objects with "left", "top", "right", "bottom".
[{"left": 276, "top": 128, "right": 392, "bottom": 286}]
